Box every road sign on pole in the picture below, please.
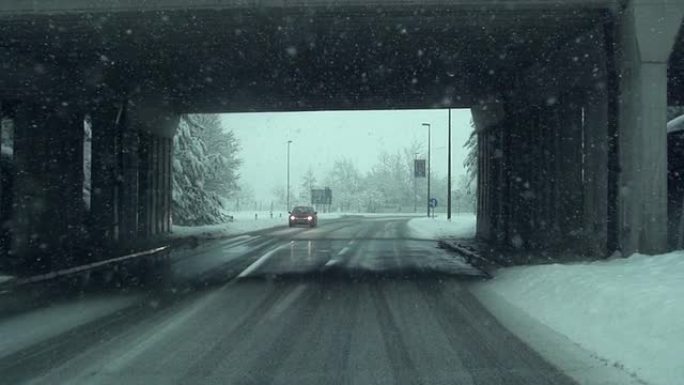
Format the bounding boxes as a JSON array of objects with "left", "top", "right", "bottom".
[
  {"left": 414, "top": 159, "right": 426, "bottom": 178},
  {"left": 429, "top": 198, "right": 438, "bottom": 218}
]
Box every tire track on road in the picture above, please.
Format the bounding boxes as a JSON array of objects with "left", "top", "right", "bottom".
[{"left": 370, "top": 283, "right": 421, "bottom": 385}]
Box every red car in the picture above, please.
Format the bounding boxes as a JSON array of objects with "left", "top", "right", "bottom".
[{"left": 289, "top": 206, "right": 318, "bottom": 227}]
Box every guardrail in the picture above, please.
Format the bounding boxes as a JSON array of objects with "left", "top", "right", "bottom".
[
  {"left": 438, "top": 239, "right": 496, "bottom": 278},
  {"left": 0, "top": 245, "right": 171, "bottom": 292}
]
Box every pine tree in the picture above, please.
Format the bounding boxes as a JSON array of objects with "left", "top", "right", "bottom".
[{"left": 172, "top": 114, "right": 241, "bottom": 225}]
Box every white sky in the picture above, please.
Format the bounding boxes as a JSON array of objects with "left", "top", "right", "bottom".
[{"left": 221, "top": 109, "right": 473, "bottom": 202}]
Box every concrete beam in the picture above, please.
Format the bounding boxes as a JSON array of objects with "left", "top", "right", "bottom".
[
  {"left": 0, "top": 0, "right": 619, "bottom": 15},
  {"left": 519, "top": 26, "right": 608, "bottom": 107}
]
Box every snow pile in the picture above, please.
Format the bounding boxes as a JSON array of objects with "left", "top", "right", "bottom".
[
  {"left": 172, "top": 215, "right": 283, "bottom": 239},
  {"left": 0, "top": 295, "right": 137, "bottom": 359},
  {"left": 171, "top": 211, "right": 345, "bottom": 239},
  {"left": 406, "top": 213, "right": 476, "bottom": 239},
  {"left": 473, "top": 252, "right": 684, "bottom": 385},
  {"left": 0, "top": 275, "right": 13, "bottom": 285},
  {"left": 0, "top": 144, "right": 12, "bottom": 157}
]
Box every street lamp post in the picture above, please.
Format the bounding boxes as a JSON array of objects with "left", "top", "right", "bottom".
[
  {"left": 414, "top": 152, "right": 419, "bottom": 213},
  {"left": 447, "top": 108, "right": 452, "bottom": 220},
  {"left": 422, "top": 123, "right": 431, "bottom": 217},
  {"left": 286, "top": 140, "right": 292, "bottom": 211}
]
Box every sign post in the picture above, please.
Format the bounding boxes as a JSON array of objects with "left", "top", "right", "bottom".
[
  {"left": 311, "top": 187, "right": 333, "bottom": 212},
  {"left": 429, "top": 198, "right": 438, "bottom": 218},
  {"left": 414, "top": 158, "right": 426, "bottom": 213}
]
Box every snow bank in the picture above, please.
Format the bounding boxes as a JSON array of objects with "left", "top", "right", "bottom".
[
  {"left": 0, "top": 144, "right": 11, "bottom": 157},
  {"left": 171, "top": 211, "right": 346, "bottom": 239},
  {"left": 0, "top": 295, "right": 138, "bottom": 359},
  {"left": 472, "top": 251, "right": 684, "bottom": 385},
  {"left": 0, "top": 275, "right": 14, "bottom": 286},
  {"left": 406, "top": 213, "right": 476, "bottom": 239},
  {"left": 172, "top": 216, "right": 283, "bottom": 239}
]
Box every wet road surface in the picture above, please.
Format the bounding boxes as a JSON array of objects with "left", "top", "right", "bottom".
[{"left": 0, "top": 216, "right": 578, "bottom": 385}]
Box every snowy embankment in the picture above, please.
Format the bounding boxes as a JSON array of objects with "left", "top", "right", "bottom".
[
  {"left": 171, "top": 211, "right": 344, "bottom": 239},
  {"left": 472, "top": 252, "right": 684, "bottom": 385},
  {"left": 0, "top": 295, "right": 138, "bottom": 360},
  {"left": 406, "top": 214, "right": 681, "bottom": 385},
  {"left": 406, "top": 213, "right": 477, "bottom": 239}
]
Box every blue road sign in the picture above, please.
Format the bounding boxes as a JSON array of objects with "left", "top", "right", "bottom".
[{"left": 429, "top": 198, "right": 438, "bottom": 208}]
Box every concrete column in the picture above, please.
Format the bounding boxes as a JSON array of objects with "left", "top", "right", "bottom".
[
  {"left": 126, "top": 97, "right": 178, "bottom": 238},
  {"left": 558, "top": 97, "right": 584, "bottom": 241},
  {"left": 90, "top": 103, "right": 124, "bottom": 245},
  {"left": 537, "top": 106, "right": 556, "bottom": 243},
  {"left": 476, "top": 129, "right": 489, "bottom": 239},
  {"left": 489, "top": 124, "right": 503, "bottom": 242},
  {"left": 0, "top": 104, "right": 15, "bottom": 265},
  {"left": 583, "top": 90, "right": 609, "bottom": 255},
  {"left": 617, "top": 1, "right": 684, "bottom": 255},
  {"left": 119, "top": 101, "right": 140, "bottom": 242},
  {"left": 137, "top": 131, "right": 151, "bottom": 237},
  {"left": 12, "top": 102, "right": 85, "bottom": 271},
  {"left": 163, "top": 137, "right": 172, "bottom": 232},
  {"left": 472, "top": 102, "right": 505, "bottom": 242}
]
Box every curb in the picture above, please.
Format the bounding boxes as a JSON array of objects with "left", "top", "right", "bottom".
[{"left": 438, "top": 239, "right": 499, "bottom": 278}]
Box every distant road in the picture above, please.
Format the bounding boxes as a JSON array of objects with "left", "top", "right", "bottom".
[{"left": 0, "top": 217, "right": 577, "bottom": 385}]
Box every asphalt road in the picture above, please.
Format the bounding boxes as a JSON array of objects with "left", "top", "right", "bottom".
[{"left": 0, "top": 216, "right": 578, "bottom": 385}]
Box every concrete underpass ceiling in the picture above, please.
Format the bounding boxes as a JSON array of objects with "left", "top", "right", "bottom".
[{"left": 0, "top": 4, "right": 619, "bottom": 112}]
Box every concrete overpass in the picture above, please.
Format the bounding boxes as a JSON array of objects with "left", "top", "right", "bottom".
[{"left": 0, "top": 0, "right": 682, "bottom": 272}]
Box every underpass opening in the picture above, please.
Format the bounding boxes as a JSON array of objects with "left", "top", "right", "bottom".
[{"left": 173, "top": 109, "right": 476, "bottom": 229}]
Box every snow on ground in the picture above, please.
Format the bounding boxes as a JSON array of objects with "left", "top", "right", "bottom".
[
  {"left": 406, "top": 213, "right": 476, "bottom": 239},
  {"left": 171, "top": 211, "right": 345, "bottom": 239},
  {"left": 472, "top": 251, "right": 684, "bottom": 385},
  {"left": 1, "top": 144, "right": 12, "bottom": 157},
  {"left": 0, "top": 295, "right": 139, "bottom": 360}
]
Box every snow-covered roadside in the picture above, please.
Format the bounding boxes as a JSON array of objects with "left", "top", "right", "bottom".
[
  {"left": 171, "top": 211, "right": 346, "bottom": 239},
  {"left": 471, "top": 252, "right": 684, "bottom": 385},
  {"left": 0, "top": 295, "right": 139, "bottom": 360},
  {"left": 406, "top": 213, "right": 477, "bottom": 239}
]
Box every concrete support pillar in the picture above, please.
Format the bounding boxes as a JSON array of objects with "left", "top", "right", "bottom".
[
  {"left": 476, "top": 128, "right": 491, "bottom": 239},
  {"left": 136, "top": 133, "right": 172, "bottom": 237},
  {"left": 526, "top": 107, "right": 545, "bottom": 249},
  {"left": 472, "top": 102, "right": 505, "bottom": 242},
  {"left": 120, "top": 102, "right": 140, "bottom": 242},
  {"left": 536, "top": 105, "right": 560, "bottom": 246},
  {"left": 617, "top": 1, "right": 684, "bottom": 255},
  {"left": 89, "top": 98, "right": 177, "bottom": 250},
  {"left": 0, "top": 104, "right": 15, "bottom": 265},
  {"left": 90, "top": 103, "right": 124, "bottom": 246},
  {"left": 12, "top": 102, "right": 85, "bottom": 271},
  {"left": 558, "top": 97, "right": 584, "bottom": 242},
  {"left": 127, "top": 98, "right": 178, "bottom": 239},
  {"left": 583, "top": 90, "right": 610, "bottom": 255}
]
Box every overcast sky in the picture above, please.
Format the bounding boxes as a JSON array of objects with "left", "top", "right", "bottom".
[{"left": 221, "top": 109, "right": 473, "bottom": 202}]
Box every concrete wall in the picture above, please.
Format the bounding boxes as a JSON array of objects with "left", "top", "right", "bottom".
[{"left": 1, "top": 96, "right": 178, "bottom": 273}]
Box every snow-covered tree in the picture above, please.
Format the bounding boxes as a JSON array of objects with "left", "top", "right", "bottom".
[
  {"left": 185, "top": 114, "right": 241, "bottom": 199},
  {"left": 299, "top": 167, "right": 317, "bottom": 204},
  {"left": 325, "top": 158, "right": 363, "bottom": 212},
  {"left": 172, "top": 115, "right": 241, "bottom": 225},
  {"left": 463, "top": 119, "right": 477, "bottom": 190}
]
